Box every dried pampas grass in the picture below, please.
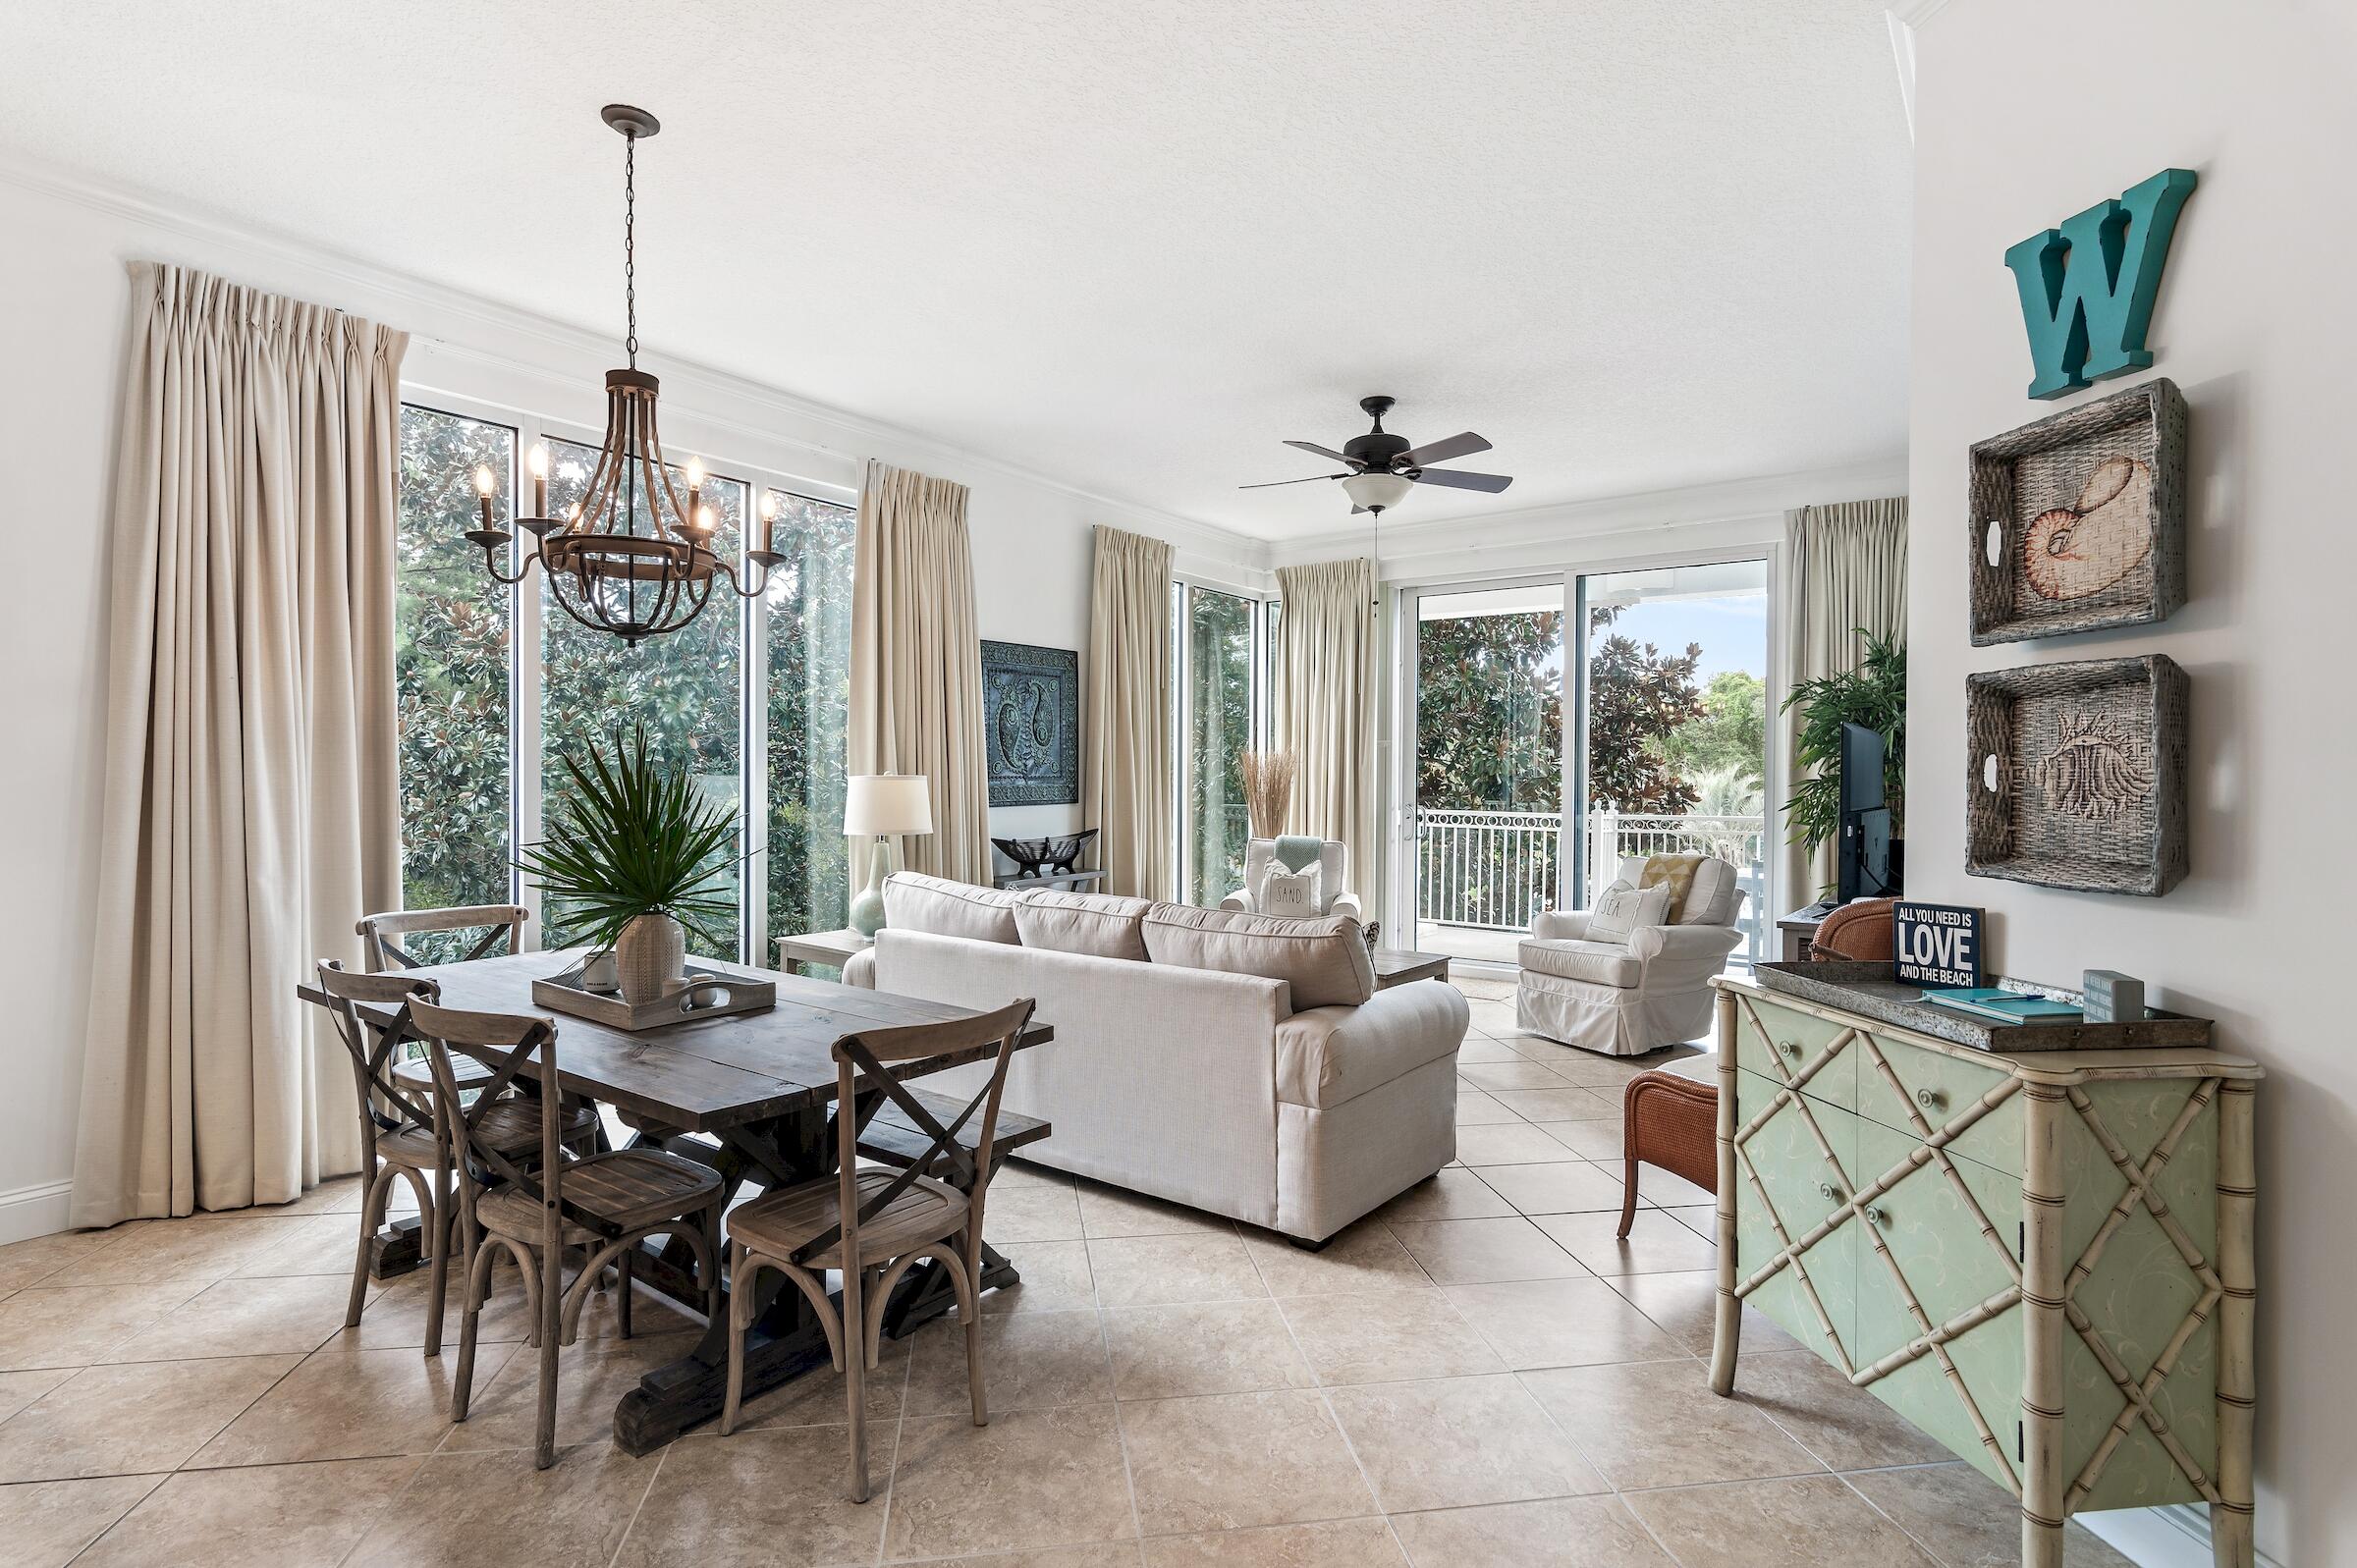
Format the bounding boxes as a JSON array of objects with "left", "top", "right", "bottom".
[{"left": 1239, "top": 750, "right": 1297, "bottom": 839}]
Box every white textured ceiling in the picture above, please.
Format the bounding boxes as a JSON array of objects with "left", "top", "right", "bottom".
[{"left": 0, "top": 1, "right": 1910, "bottom": 541}]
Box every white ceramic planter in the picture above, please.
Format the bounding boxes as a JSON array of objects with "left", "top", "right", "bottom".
[{"left": 614, "top": 912, "right": 685, "bottom": 1004}]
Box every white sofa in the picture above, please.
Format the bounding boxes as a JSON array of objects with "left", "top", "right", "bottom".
[
  {"left": 1515, "top": 854, "right": 1746, "bottom": 1056},
  {"left": 1220, "top": 838, "right": 1361, "bottom": 920},
  {"left": 843, "top": 873, "right": 1465, "bottom": 1243}
]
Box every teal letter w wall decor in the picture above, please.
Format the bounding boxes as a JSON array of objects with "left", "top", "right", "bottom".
[{"left": 2003, "top": 168, "right": 2197, "bottom": 400}]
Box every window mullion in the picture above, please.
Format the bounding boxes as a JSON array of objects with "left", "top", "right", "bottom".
[{"left": 513, "top": 415, "right": 546, "bottom": 948}]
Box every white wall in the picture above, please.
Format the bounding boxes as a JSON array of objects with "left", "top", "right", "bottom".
[
  {"left": 0, "top": 156, "right": 1265, "bottom": 1243},
  {"left": 1909, "top": 4, "right": 2354, "bottom": 1561}
]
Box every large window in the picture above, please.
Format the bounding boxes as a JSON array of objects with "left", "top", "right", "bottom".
[
  {"left": 393, "top": 403, "right": 854, "bottom": 963},
  {"left": 395, "top": 406, "right": 515, "bottom": 960},
  {"left": 1172, "top": 582, "right": 1275, "bottom": 907},
  {"left": 763, "top": 490, "right": 857, "bottom": 940}
]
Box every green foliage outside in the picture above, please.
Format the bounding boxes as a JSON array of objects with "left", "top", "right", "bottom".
[
  {"left": 1658, "top": 671, "right": 1767, "bottom": 790},
  {"left": 1583, "top": 605, "right": 1708, "bottom": 815},
  {"left": 1186, "top": 586, "right": 1255, "bottom": 905},
  {"left": 1415, "top": 610, "right": 1564, "bottom": 810}
]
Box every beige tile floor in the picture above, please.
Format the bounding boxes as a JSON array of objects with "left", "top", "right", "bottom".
[{"left": 0, "top": 977, "right": 2135, "bottom": 1568}]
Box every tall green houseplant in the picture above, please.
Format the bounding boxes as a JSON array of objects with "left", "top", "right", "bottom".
[{"left": 1781, "top": 629, "right": 1906, "bottom": 882}]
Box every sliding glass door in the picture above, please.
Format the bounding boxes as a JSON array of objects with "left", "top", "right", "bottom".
[
  {"left": 1400, "top": 556, "right": 1773, "bottom": 969},
  {"left": 1404, "top": 580, "right": 1570, "bottom": 964}
]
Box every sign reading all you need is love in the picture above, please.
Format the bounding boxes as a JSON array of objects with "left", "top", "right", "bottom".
[{"left": 1893, "top": 901, "right": 1987, "bottom": 989}]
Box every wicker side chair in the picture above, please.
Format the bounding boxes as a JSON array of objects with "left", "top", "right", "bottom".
[{"left": 1617, "top": 1066, "right": 1718, "bottom": 1239}]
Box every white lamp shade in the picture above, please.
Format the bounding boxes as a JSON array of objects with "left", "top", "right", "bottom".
[
  {"left": 1342, "top": 470, "right": 1413, "bottom": 512},
  {"left": 844, "top": 774, "right": 934, "bottom": 837}
]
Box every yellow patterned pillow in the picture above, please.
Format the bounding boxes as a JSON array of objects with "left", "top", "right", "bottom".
[{"left": 1638, "top": 853, "right": 1707, "bottom": 923}]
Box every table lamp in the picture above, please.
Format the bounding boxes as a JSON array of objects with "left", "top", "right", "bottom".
[{"left": 845, "top": 774, "right": 934, "bottom": 940}]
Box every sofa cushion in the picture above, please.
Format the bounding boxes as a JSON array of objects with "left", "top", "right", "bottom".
[
  {"left": 882, "top": 872, "right": 1022, "bottom": 945},
  {"left": 1275, "top": 980, "right": 1469, "bottom": 1108},
  {"left": 1141, "top": 902, "right": 1375, "bottom": 1010},
  {"left": 1517, "top": 937, "right": 1644, "bottom": 989},
  {"left": 1014, "top": 889, "right": 1153, "bottom": 960}
]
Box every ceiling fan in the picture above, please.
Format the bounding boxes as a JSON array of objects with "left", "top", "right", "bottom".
[{"left": 1240, "top": 396, "right": 1513, "bottom": 514}]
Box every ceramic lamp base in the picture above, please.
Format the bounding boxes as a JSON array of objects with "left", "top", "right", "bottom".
[{"left": 850, "top": 838, "right": 900, "bottom": 939}]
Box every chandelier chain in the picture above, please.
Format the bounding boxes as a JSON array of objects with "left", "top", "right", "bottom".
[{"left": 623, "top": 131, "right": 638, "bottom": 366}]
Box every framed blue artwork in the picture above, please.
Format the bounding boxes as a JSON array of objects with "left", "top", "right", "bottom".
[{"left": 981, "top": 639, "right": 1079, "bottom": 807}]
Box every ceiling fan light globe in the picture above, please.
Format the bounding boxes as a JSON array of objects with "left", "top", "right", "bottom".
[{"left": 1342, "top": 471, "right": 1412, "bottom": 512}]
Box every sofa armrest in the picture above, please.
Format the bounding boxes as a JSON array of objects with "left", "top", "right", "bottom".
[
  {"left": 1220, "top": 889, "right": 1253, "bottom": 912},
  {"left": 1275, "top": 979, "right": 1469, "bottom": 1108},
  {"left": 1329, "top": 891, "right": 1363, "bottom": 921},
  {"left": 842, "top": 946, "right": 877, "bottom": 989},
  {"left": 1530, "top": 909, "right": 1593, "bottom": 942},
  {"left": 1628, "top": 922, "right": 1742, "bottom": 976}
]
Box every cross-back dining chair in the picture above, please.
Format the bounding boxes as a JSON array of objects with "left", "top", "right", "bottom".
[
  {"left": 302, "top": 961, "right": 601, "bottom": 1358},
  {"left": 718, "top": 996, "right": 1038, "bottom": 1502},
  {"left": 356, "top": 903, "right": 529, "bottom": 973},
  {"left": 407, "top": 996, "right": 726, "bottom": 1470}
]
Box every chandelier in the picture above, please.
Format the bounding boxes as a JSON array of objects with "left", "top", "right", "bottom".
[{"left": 466, "top": 104, "right": 783, "bottom": 642}]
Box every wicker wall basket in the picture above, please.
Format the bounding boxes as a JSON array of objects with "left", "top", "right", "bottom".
[
  {"left": 1965, "top": 654, "right": 2189, "bottom": 896},
  {"left": 1968, "top": 378, "right": 2187, "bottom": 645}
]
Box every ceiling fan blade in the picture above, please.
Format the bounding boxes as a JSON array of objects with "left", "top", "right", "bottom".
[
  {"left": 1284, "top": 440, "right": 1363, "bottom": 467},
  {"left": 1397, "top": 431, "right": 1492, "bottom": 467},
  {"left": 1351, "top": 505, "right": 1369, "bottom": 514},
  {"left": 1407, "top": 467, "right": 1514, "bottom": 493},
  {"left": 1237, "top": 473, "right": 1346, "bottom": 489}
]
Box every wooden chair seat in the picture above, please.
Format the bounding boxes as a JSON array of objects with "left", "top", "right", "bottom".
[
  {"left": 856, "top": 1090, "right": 1051, "bottom": 1176},
  {"left": 376, "top": 1099, "right": 598, "bottom": 1170},
  {"left": 475, "top": 1149, "right": 725, "bottom": 1245},
  {"left": 729, "top": 1169, "right": 968, "bottom": 1270}
]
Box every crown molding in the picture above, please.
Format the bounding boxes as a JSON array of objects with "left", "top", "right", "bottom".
[
  {"left": 1265, "top": 454, "right": 1909, "bottom": 573},
  {"left": 0, "top": 147, "right": 1268, "bottom": 570},
  {"left": 1885, "top": 0, "right": 1958, "bottom": 140}
]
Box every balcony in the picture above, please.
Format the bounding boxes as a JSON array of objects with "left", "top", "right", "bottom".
[{"left": 1413, "top": 807, "right": 1770, "bottom": 968}]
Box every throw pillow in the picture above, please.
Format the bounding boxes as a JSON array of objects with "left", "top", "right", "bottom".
[
  {"left": 1636, "top": 852, "right": 1706, "bottom": 922},
  {"left": 1587, "top": 881, "right": 1672, "bottom": 945},
  {"left": 1260, "top": 865, "right": 1323, "bottom": 918}
]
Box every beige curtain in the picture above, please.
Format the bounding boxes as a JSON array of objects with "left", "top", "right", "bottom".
[
  {"left": 1779, "top": 496, "right": 1908, "bottom": 906},
  {"left": 72, "top": 263, "right": 406, "bottom": 1228},
  {"left": 849, "top": 460, "right": 993, "bottom": 885},
  {"left": 1275, "top": 557, "right": 1381, "bottom": 912},
  {"left": 1083, "top": 525, "right": 1174, "bottom": 899}
]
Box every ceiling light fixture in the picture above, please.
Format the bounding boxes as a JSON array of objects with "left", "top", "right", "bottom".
[{"left": 466, "top": 104, "right": 784, "bottom": 642}]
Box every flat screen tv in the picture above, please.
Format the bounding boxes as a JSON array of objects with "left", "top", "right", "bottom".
[{"left": 1837, "top": 721, "right": 1898, "bottom": 901}]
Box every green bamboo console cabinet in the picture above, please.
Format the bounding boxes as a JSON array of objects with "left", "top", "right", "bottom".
[{"left": 1708, "top": 976, "right": 2261, "bottom": 1568}]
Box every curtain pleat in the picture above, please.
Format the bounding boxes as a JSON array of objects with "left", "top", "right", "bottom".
[
  {"left": 1082, "top": 525, "right": 1174, "bottom": 899},
  {"left": 72, "top": 262, "right": 405, "bottom": 1228},
  {"left": 1778, "top": 496, "right": 1908, "bottom": 906},
  {"left": 848, "top": 461, "right": 993, "bottom": 885},
  {"left": 1275, "top": 558, "right": 1381, "bottom": 914}
]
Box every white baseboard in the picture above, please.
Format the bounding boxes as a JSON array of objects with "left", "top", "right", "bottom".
[
  {"left": 0, "top": 1179, "right": 74, "bottom": 1245},
  {"left": 2081, "top": 1503, "right": 2281, "bottom": 1568}
]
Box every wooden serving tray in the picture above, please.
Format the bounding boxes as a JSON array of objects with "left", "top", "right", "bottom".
[
  {"left": 1750, "top": 960, "right": 2213, "bottom": 1053},
  {"left": 531, "top": 961, "right": 776, "bottom": 1033}
]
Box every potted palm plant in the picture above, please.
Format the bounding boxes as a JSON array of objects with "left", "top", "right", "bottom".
[
  {"left": 518, "top": 727, "right": 743, "bottom": 1004},
  {"left": 1781, "top": 628, "right": 1906, "bottom": 890}
]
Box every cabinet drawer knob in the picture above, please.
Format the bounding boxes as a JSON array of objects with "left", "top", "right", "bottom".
[
  {"left": 1916, "top": 1087, "right": 1945, "bottom": 1109},
  {"left": 1865, "top": 1204, "right": 1891, "bottom": 1228},
  {"left": 1818, "top": 1181, "right": 1843, "bottom": 1202},
  {"left": 1779, "top": 1040, "right": 1802, "bottom": 1058}
]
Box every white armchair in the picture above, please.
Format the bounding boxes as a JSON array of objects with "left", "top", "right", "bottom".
[
  {"left": 1221, "top": 838, "right": 1362, "bottom": 921},
  {"left": 1515, "top": 854, "right": 1745, "bottom": 1055}
]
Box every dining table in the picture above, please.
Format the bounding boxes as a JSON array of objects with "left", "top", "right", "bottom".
[{"left": 351, "top": 947, "right": 1056, "bottom": 1455}]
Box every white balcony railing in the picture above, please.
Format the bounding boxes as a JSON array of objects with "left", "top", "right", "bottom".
[{"left": 1414, "top": 807, "right": 1771, "bottom": 961}]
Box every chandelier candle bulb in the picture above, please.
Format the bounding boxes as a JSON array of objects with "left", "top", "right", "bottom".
[
  {"left": 473, "top": 464, "right": 496, "bottom": 531},
  {"left": 527, "top": 442, "right": 548, "bottom": 516}
]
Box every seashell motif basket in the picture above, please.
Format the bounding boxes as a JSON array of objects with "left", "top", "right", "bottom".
[{"left": 1967, "top": 378, "right": 2187, "bottom": 645}]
